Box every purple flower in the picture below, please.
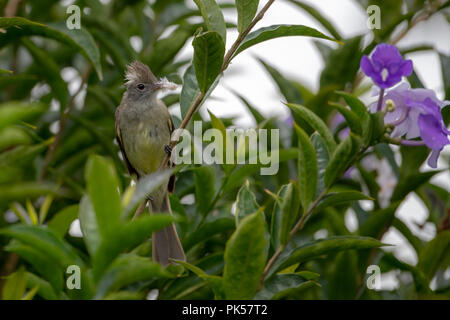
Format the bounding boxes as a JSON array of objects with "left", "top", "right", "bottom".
[
  {"left": 361, "top": 44, "right": 413, "bottom": 89},
  {"left": 410, "top": 98, "right": 450, "bottom": 168},
  {"left": 372, "top": 84, "right": 450, "bottom": 168}
]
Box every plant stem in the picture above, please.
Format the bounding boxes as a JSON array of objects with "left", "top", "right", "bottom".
[
  {"left": 158, "top": 0, "right": 276, "bottom": 171},
  {"left": 40, "top": 67, "right": 91, "bottom": 180},
  {"left": 260, "top": 189, "right": 327, "bottom": 285},
  {"left": 376, "top": 88, "right": 385, "bottom": 111}
]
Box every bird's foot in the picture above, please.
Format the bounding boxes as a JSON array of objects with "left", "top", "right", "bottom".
[{"left": 164, "top": 144, "right": 172, "bottom": 155}]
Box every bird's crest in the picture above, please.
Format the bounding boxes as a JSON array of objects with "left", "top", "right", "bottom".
[{"left": 125, "top": 61, "right": 157, "bottom": 85}]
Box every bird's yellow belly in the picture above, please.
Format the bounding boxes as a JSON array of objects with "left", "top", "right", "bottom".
[{"left": 123, "top": 122, "right": 167, "bottom": 175}]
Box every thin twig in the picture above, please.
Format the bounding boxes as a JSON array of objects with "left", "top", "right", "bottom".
[
  {"left": 40, "top": 67, "right": 91, "bottom": 180},
  {"left": 158, "top": 0, "right": 276, "bottom": 171},
  {"left": 260, "top": 189, "right": 327, "bottom": 285}
]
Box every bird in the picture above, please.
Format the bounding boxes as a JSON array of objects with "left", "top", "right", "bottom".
[{"left": 115, "top": 61, "right": 185, "bottom": 266}]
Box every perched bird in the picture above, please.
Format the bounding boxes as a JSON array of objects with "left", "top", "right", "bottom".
[{"left": 115, "top": 61, "right": 185, "bottom": 266}]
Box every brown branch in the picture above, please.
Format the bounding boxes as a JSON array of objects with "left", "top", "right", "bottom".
[
  {"left": 40, "top": 67, "right": 91, "bottom": 180},
  {"left": 158, "top": 0, "right": 276, "bottom": 170},
  {"left": 4, "top": 0, "right": 21, "bottom": 17},
  {"left": 259, "top": 189, "right": 327, "bottom": 286}
]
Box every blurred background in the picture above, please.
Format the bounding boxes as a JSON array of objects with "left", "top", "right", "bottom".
[{"left": 0, "top": 0, "right": 449, "bottom": 298}]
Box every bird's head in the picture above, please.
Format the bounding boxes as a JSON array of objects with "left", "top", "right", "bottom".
[{"left": 124, "top": 61, "right": 177, "bottom": 101}]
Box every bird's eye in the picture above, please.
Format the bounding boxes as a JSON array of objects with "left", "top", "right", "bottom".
[{"left": 137, "top": 83, "right": 145, "bottom": 90}]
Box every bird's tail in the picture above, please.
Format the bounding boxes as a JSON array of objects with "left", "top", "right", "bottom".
[{"left": 151, "top": 193, "right": 186, "bottom": 266}]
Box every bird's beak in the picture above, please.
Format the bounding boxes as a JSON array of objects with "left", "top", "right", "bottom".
[{"left": 154, "top": 78, "right": 178, "bottom": 91}]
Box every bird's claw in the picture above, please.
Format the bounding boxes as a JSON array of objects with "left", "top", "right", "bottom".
[{"left": 164, "top": 144, "right": 172, "bottom": 155}]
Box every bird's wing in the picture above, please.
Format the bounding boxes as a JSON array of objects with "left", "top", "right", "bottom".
[
  {"left": 115, "top": 105, "right": 139, "bottom": 178},
  {"left": 167, "top": 113, "right": 176, "bottom": 193}
]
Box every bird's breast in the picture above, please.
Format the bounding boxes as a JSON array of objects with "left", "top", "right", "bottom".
[{"left": 120, "top": 115, "right": 169, "bottom": 175}]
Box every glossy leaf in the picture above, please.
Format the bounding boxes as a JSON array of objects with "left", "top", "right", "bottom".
[
  {"left": 315, "top": 191, "right": 372, "bottom": 212},
  {"left": 288, "top": 103, "right": 336, "bottom": 153},
  {"left": 223, "top": 210, "right": 268, "bottom": 299},
  {"left": 269, "top": 236, "right": 385, "bottom": 277},
  {"left": 294, "top": 124, "right": 318, "bottom": 211},
  {"left": 193, "top": 0, "right": 227, "bottom": 43},
  {"left": 236, "top": 0, "right": 259, "bottom": 33},
  {"left": 193, "top": 31, "right": 225, "bottom": 92},
  {"left": 234, "top": 24, "right": 338, "bottom": 57},
  {"left": 310, "top": 133, "right": 329, "bottom": 197},
  {"left": 0, "top": 18, "right": 102, "bottom": 79},
  {"left": 95, "top": 254, "right": 173, "bottom": 299},
  {"left": 85, "top": 155, "right": 121, "bottom": 236},
  {"left": 194, "top": 166, "right": 216, "bottom": 217},
  {"left": 235, "top": 180, "right": 259, "bottom": 225}
]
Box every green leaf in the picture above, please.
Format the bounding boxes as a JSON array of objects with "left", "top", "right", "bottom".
[
  {"left": 359, "top": 203, "right": 399, "bottom": 239},
  {"left": 208, "top": 110, "right": 232, "bottom": 172},
  {"left": 269, "top": 236, "right": 385, "bottom": 277},
  {"left": 315, "top": 191, "right": 372, "bottom": 212},
  {"left": 391, "top": 171, "right": 439, "bottom": 202},
  {"left": 236, "top": 0, "right": 259, "bottom": 33},
  {"left": 258, "top": 58, "right": 303, "bottom": 104},
  {"left": 122, "top": 168, "right": 175, "bottom": 219},
  {"left": 439, "top": 53, "right": 450, "bottom": 123},
  {"left": 392, "top": 217, "right": 423, "bottom": 254},
  {"left": 310, "top": 133, "right": 329, "bottom": 197},
  {"left": 288, "top": 103, "right": 336, "bottom": 153},
  {"left": 2, "top": 266, "right": 27, "bottom": 300},
  {"left": 193, "top": 31, "right": 225, "bottom": 92},
  {"left": 271, "top": 182, "right": 300, "bottom": 250},
  {"left": 440, "top": 53, "right": 450, "bottom": 100},
  {"left": 21, "top": 39, "right": 68, "bottom": 105},
  {"left": 5, "top": 241, "right": 63, "bottom": 293},
  {"left": 329, "top": 102, "right": 362, "bottom": 135},
  {"left": 288, "top": 1, "right": 342, "bottom": 40},
  {"left": 184, "top": 217, "right": 235, "bottom": 251},
  {"left": 92, "top": 214, "right": 177, "bottom": 279},
  {"left": 22, "top": 286, "right": 40, "bottom": 300},
  {"left": 0, "top": 225, "right": 81, "bottom": 268},
  {"left": 193, "top": 0, "right": 227, "bottom": 44},
  {"left": 336, "top": 91, "right": 369, "bottom": 119},
  {"left": 172, "top": 259, "right": 225, "bottom": 299},
  {"left": 320, "top": 36, "right": 362, "bottom": 88},
  {"left": 148, "top": 26, "right": 193, "bottom": 74},
  {"left": 194, "top": 166, "right": 216, "bottom": 217},
  {"left": 0, "top": 101, "right": 45, "bottom": 131},
  {"left": 78, "top": 195, "right": 101, "bottom": 256},
  {"left": 324, "top": 134, "right": 360, "bottom": 188},
  {"left": 25, "top": 272, "right": 58, "bottom": 300},
  {"left": 0, "top": 18, "right": 102, "bottom": 79},
  {"left": 180, "top": 64, "right": 201, "bottom": 118},
  {"left": 234, "top": 24, "right": 339, "bottom": 57},
  {"left": 85, "top": 155, "right": 121, "bottom": 236},
  {"left": 47, "top": 205, "right": 79, "bottom": 238},
  {"left": 223, "top": 210, "right": 268, "bottom": 299},
  {"left": 95, "top": 254, "right": 173, "bottom": 299},
  {"left": 0, "top": 68, "right": 13, "bottom": 74},
  {"left": 255, "top": 273, "right": 313, "bottom": 300},
  {"left": 326, "top": 250, "right": 358, "bottom": 299},
  {"left": 0, "top": 182, "right": 71, "bottom": 204},
  {"left": 222, "top": 148, "right": 299, "bottom": 193},
  {"left": 294, "top": 124, "right": 318, "bottom": 211},
  {"left": 235, "top": 180, "right": 259, "bottom": 225},
  {"left": 417, "top": 230, "right": 450, "bottom": 282}
]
